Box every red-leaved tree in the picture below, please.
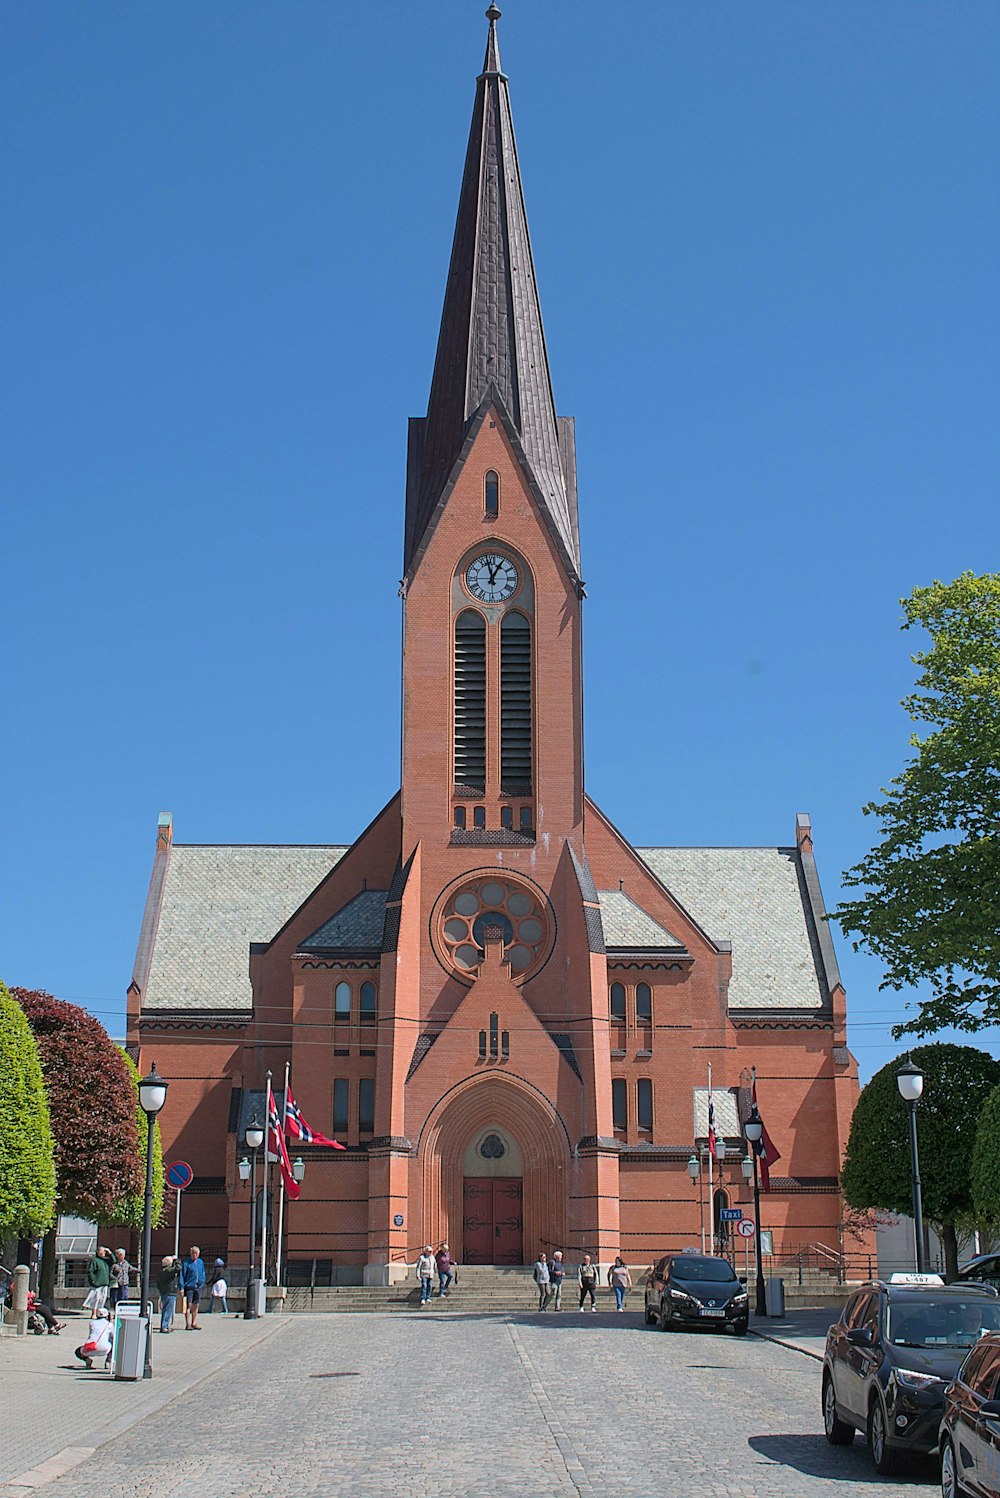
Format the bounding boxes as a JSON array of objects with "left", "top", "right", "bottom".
[{"left": 13, "top": 988, "right": 143, "bottom": 1301}]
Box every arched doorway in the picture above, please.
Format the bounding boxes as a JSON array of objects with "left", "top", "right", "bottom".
[
  {"left": 418, "top": 1074, "right": 569, "bottom": 1265},
  {"left": 462, "top": 1127, "right": 524, "bottom": 1264}
]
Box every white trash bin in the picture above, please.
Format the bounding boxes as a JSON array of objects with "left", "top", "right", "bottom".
[
  {"left": 112, "top": 1301, "right": 147, "bottom": 1380},
  {"left": 764, "top": 1277, "right": 785, "bottom": 1317}
]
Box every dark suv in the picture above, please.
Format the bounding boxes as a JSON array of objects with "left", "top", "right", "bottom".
[
  {"left": 822, "top": 1279, "right": 1000, "bottom": 1476},
  {"left": 939, "top": 1330, "right": 1000, "bottom": 1498},
  {"left": 644, "top": 1253, "right": 749, "bottom": 1335}
]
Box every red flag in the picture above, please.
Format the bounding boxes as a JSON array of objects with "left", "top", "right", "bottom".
[
  {"left": 284, "top": 1084, "right": 346, "bottom": 1150},
  {"left": 751, "top": 1072, "right": 782, "bottom": 1192},
  {"left": 267, "top": 1082, "right": 301, "bottom": 1199}
]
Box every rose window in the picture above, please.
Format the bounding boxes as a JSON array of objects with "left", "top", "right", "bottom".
[{"left": 439, "top": 878, "right": 549, "bottom": 979}]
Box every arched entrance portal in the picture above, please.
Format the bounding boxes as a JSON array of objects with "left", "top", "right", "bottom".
[
  {"left": 419, "top": 1075, "right": 569, "bottom": 1266},
  {"left": 462, "top": 1127, "right": 524, "bottom": 1264}
]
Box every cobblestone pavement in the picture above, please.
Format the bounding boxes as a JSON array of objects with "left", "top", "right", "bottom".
[{"left": 2, "top": 1311, "right": 937, "bottom": 1498}]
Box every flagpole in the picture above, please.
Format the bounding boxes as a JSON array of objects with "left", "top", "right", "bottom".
[
  {"left": 261, "top": 1071, "right": 271, "bottom": 1307},
  {"left": 707, "top": 1064, "right": 714, "bottom": 1253},
  {"left": 275, "top": 1060, "right": 290, "bottom": 1288}
]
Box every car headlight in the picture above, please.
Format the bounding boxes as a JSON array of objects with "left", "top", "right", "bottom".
[
  {"left": 894, "top": 1369, "right": 944, "bottom": 1391},
  {"left": 732, "top": 1293, "right": 749, "bottom": 1306},
  {"left": 669, "top": 1289, "right": 697, "bottom": 1306}
]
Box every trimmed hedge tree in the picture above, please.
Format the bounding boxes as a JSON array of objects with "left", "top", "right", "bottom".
[
  {"left": 972, "top": 1083, "right": 1000, "bottom": 1228},
  {"left": 0, "top": 981, "right": 56, "bottom": 1242},
  {"left": 842, "top": 1042, "right": 1000, "bottom": 1278}
]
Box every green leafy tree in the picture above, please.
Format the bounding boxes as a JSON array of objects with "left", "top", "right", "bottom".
[
  {"left": 972, "top": 1082, "right": 1000, "bottom": 1228},
  {"left": 0, "top": 981, "right": 56, "bottom": 1242},
  {"left": 103, "top": 1049, "right": 165, "bottom": 1230},
  {"left": 841, "top": 1042, "right": 1000, "bottom": 1279},
  {"left": 834, "top": 572, "right": 1000, "bottom": 1036},
  {"left": 13, "top": 987, "right": 143, "bottom": 1301}
]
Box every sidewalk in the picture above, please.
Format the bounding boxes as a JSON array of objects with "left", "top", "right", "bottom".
[
  {"left": 749, "top": 1304, "right": 844, "bottom": 1361},
  {"left": 0, "top": 1311, "right": 286, "bottom": 1492}
]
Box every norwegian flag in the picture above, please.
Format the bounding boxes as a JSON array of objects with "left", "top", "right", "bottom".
[
  {"left": 751, "top": 1070, "right": 781, "bottom": 1192},
  {"left": 267, "top": 1082, "right": 301, "bottom": 1199},
  {"left": 284, "top": 1084, "right": 346, "bottom": 1150},
  {"left": 707, "top": 1092, "right": 718, "bottom": 1160}
]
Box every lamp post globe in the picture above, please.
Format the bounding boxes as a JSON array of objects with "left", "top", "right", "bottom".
[
  {"left": 897, "top": 1054, "right": 927, "bottom": 1273},
  {"left": 687, "top": 1153, "right": 699, "bottom": 1181},
  {"left": 292, "top": 1157, "right": 306, "bottom": 1185},
  {"left": 743, "top": 1106, "right": 767, "bottom": 1318},
  {"left": 138, "top": 1062, "right": 168, "bottom": 1380},
  {"left": 741, "top": 1155, "right": 753, "bottom": 1183}
]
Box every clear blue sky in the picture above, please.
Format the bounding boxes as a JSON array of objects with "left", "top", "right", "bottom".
[{"left": 4, "top": 2, "right": 998, "bottom": 1083}]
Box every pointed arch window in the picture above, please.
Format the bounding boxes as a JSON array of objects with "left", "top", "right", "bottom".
[
  {"left": 484, "top": 470, "right": 500, "bottom": 519},
  {"left": 454, "top": 609, "right": 486, "bottom": 789},
  {"left": 500, "top": 610, "right": 532, "bottom": 789}
]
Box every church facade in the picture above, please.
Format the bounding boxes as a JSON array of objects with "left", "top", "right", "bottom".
[{"left": 128, "top": 11, "right": 861, "bottom": 1281}]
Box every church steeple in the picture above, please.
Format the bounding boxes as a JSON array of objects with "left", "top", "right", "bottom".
[{"left": 404, "top": 5, "right": 580, "bottom": 583}]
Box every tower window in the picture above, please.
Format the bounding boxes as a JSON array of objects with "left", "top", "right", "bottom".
[
  {"left": 636, "top": 983, "right": 652, "bottom": 1023},
  {"left": 484, "top": 470, "right": 499, "bottom": 519},
  {"left": 501, "top": 805, "right": 513, "bottom": 830},
  {"left": 473, "top": 805, "right": 486, "bottom": 829},
  {"left": 360, "top": 981, "right": 377, "bottom": 1018},
  {"left": 610, "top": 982, "right": 626, "bottom": 1021},
  {"left": 454, "top": 609, "right": 486, "bottom": 789},
  {"left": 335, "top": 981, "right": 351, "bottom": 1019},
  {"left": 637, "top": 1078, "right": 653, "bottom": 1131},
  {"left": 500, "top": 611, "right": 532, "bottom": 789},
  {"left": 612, "top": 1078, "right": 627, "bottom": 1131},
  {"left": 454, "top": 806, "right": 466, "bottom": 829},
  {"left": 358, "top": 1078, "right": 375, "bottom": 1133},
  {"left": 333, "top": 1078, "right": 349, "bottom": 1134},
  {"left": 519, "top": 806, "right": 532, "bottom": 833}
]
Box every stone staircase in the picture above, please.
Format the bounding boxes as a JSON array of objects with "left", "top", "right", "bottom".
[{"left": 283, "top": 1265, "right": 574, "bottom": 1315}]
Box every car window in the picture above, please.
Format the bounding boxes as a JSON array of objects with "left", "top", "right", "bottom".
[
  {"left": 859, "top": 1295, "right": 881, "bottom": 1339},
  {"left": 655, "top": 1257, "right": 669, "bottom": 1278},
  {"left": 968, "top": 1259, "right": 1000, "bottom": 1283},
  {"left": 846, "top": 1293, "right": 872, "bottom": 1329},
  {"left": 888, "top": 1296, "right": 1000, "bottom": 1348},
  {"left": 669, "top": 1258, "right": 738, "bottom": 1284},
  {"left": 960, "top": 1346, "right": 989, "bottom": 1389},
  {"left": 970, "top": 1346, "right": 1000, "bottom": 1399}
]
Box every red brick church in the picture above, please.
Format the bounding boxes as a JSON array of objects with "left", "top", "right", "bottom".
[{"left": 128, "top": 9, "right": 861, "bottom": 1283}]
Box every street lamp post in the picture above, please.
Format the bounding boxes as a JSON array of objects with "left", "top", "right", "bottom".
[
  {"left": 714, "top": 1140, "right": 729, "bottom": 1256},
  {"left": 744, "top": 1107, "right": 767, "bottom": 1317},
  {"left": 897, "top": 1056, "right": 926, "bottom": 1274},
  {"left": 242, "top": 1119, "right": 264, "bottom": 1319},
  {"left": 687, "top": 1153, "right": 701, "bottom": 1252},
  {"left": 138, "top": 1062, "right": 168, "bottom": 1380}
]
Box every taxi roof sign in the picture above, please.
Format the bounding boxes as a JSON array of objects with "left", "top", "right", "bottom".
[{"left": 888, "top": 1272, "right": 944, "bottom": 1286}]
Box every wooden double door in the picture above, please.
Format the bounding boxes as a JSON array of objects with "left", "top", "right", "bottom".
[{"left": 463, "top": 1177, "right": 523, "bottom": 1264}]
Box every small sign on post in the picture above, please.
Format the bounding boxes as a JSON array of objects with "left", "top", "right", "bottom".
[
  {"left": 737, "top": 1218, "right": 755, "bottom": 1239},
  {"left": 720, "top": 1208, "right": 744, "bottom": 1222},
  {"left": 165, "top": 1161, "right": 194, "bottom": 1259}
]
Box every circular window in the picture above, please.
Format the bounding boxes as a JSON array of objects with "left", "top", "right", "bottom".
[{"left": 436, "top": 876, "right": 552, "bottom": 982}]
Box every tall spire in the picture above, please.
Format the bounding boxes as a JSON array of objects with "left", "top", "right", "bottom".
[{"left": 404, "top": 5, "right": 580, "bottom": 580}]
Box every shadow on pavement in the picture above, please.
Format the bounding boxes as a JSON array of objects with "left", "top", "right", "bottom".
[{"left": 748, "top": 1434, "right": 938, "bottom": 1485}]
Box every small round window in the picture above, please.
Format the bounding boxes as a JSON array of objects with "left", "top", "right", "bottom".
[{"left": 438, "top": 877, "right": 550, "bottom": 981}]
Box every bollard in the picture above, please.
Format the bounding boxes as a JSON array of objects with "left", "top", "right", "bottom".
[{"left": 11, "top": 1264, "right": 29, "bottom": 1336}]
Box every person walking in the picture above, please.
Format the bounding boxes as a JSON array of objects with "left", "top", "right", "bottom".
[
  {"left": 415, "top": 1246, "right": 435, "bottom": 1306},
  {"left": 109, "top": 1248, "right": 133, "bottom": 1310},
  {"left": 548, "top": 1251, "right": 566, "bottom": 1310},
  {"left": 608, "top": 1255, "right": 632, "bottom": 1311},
  {"left": 210, "top": 1268, "right": 228, "bottom": 1314},
  {"left": 156, "top": 1255, "right": 181, "bottom": 1333},
  {"left": 435, "top": 1243, "right": 454, "bottom": 1298},
  {"left": 578, "top": 1254, "right": 600, "bottom": 1311},
  {"left": 83, "top": 1245, "right": 111, "bottom": 1313},
  {"left": 533, "top": 1252, "right": 551, "bottom": 1311},
  {"left": 180, "top": 1244, "right": 206, "bottom": 1329}
]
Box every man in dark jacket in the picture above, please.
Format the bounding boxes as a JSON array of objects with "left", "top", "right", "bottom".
[{"left": 156, "top": 1256, "right": 181, "bottom": 1333}]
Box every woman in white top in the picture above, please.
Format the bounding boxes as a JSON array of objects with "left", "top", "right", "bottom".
[{"left": 75, "top": 1310, "right": 114, "bottom": 1370}]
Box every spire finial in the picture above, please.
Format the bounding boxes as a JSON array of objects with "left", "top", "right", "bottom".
[{"left": 483, "top": 4, "right": 503, "bottom": 76}]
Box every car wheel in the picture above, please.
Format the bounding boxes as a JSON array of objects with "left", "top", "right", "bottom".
[
  {"left": 732, "top": 1318, "right": 749, "bottom": 1337},
  {"left": 867, "top": 1396, "right": 903, "bottom": 1475},
  {"left": 658, "top": 1300, "right": 673, "bottom": 1331},
  {"left": 822, "top": 1375, "right": 854, "bottom": 1446},
  {"left": 643, "top": 1302, "right": 657, "bottom": 1327},
  {"left": 940, "top": 1436, "right": 966, "bottom": 1498}
]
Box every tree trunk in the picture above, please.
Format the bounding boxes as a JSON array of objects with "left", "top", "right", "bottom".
[
  {"left": 940, "top": 1221, "right": 960, "bottom": 1282},
  {"left": 39, "top": 1227, "right": 57, "bottom": 1307}
]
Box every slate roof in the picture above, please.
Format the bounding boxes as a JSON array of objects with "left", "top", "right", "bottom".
[
  {"left": 141, "top": 845, "right": 346, "bottom": 1010},
  {"left": 404, "top": 8, "right": 579, "bottom": 579},
  {"left": 693, "top": 1088, "right": 742, "bottom": 1141},
  {"left": 299, "top": 889, "right": 389, "bottom": 952},
  {"left": 597, "top": 890, "right": 683, "bottom": 950},
  {"left": 638, "top": 847, "right": 827, "bottom": 1011}
]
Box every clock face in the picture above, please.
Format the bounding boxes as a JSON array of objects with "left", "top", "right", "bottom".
[{"left": 466, "top": 553, "right": 519, "bottom": 602}]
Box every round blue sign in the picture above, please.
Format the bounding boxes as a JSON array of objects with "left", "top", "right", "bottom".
[
  {"left": 166, "top": 1160, "right": 194, "bottom": 1190},
  {"left": 393, "top": 1214, "right": 404, "bottom": 1228}
]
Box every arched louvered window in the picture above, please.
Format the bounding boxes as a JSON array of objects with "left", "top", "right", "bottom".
[
  {"left": 454, "top": 609, "right": 486, "bottom": 788},
  {"left": 484, "top": 470, "right": 499, "bottom": 519},
  {"left": 636, "top": 983, "right": 652, "bottom": 1022},
  {"left": 500, "top": 611, "right": 532, "bottom": 789},
  {"left": 610, "top": 983, "right": 626, "bottom": 1021}
]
